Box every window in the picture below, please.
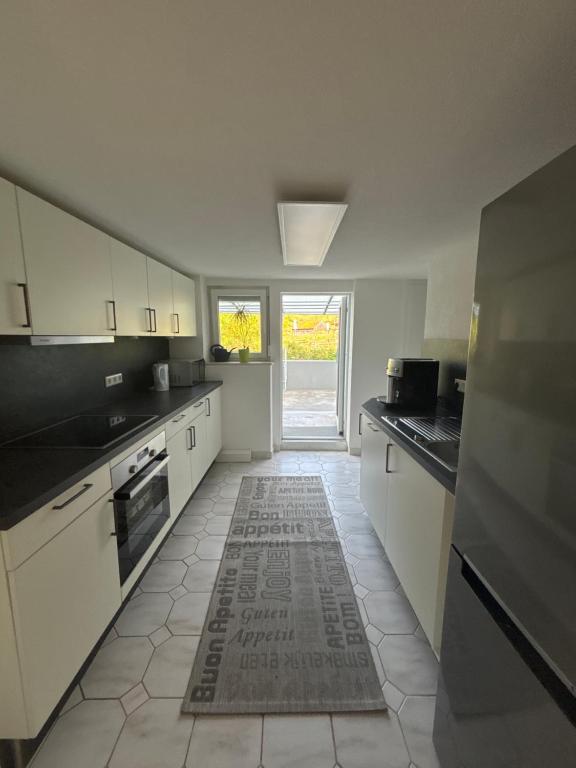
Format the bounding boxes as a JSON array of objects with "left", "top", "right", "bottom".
[{"left": 209, "top": 287, "right": 269, "bottom": 360}]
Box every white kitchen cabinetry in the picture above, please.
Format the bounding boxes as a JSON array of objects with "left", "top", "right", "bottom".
[
  {"left": 167, "top": 419, "right": 194, "bottom": 518},
  {"left": 360, "top": 415, "right": 391, "bottom": 544},
  {"left": 110, "top": 240, "right": 151, "bottom": 335},
  {"left": 171, "top": 270, "right": 196, "bottom": 337},
  {"left": 385, "top": 439, "right": 454, "bottom": 655},
  {"left": 17, "top": 189, "right": 114, "bottom": 336},
  {"left": 146, "top": 257, "right": 173, "bottom": 336},
  {"left": 0, "top": 179, "right": 31, "bottom": 334},
  {"left": 205, "top": 388, "right": 222, "bottom": 461},
  {"left": 2, "top": 492, "right": 121, "bottom": 737},
  {"left": 188, "top": 401, "right": 211, "bottom": 486}
]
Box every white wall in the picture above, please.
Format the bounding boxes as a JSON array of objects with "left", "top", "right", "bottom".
[
  {"left": 205, "top": 362, "right": 273, "bottom": 458},
  {"left": 424, "top": 245, "right": 477, "bottom": 341},
  {"left": 347, "top": 279, "right": 427, "bottom": 454}
]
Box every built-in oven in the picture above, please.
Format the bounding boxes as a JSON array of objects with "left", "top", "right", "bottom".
[{"left": 111, "top": 432, "right": 170, "bottom": 585}]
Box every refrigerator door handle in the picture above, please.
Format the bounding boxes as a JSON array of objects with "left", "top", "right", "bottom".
[{"left": 460, "top": 554, "right": 576, "bottom": 725}]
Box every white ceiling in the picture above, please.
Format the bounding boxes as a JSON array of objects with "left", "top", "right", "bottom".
[{"left": 1, "top": 1, "right": 576, "bottom": 279}]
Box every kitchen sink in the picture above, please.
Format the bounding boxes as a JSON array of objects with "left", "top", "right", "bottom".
[
  {"left": 382, "top": 414, "right": 461, "bottom": 472},
  {"left": 420, "top": 439, "right": 460, "bottom": 472}
]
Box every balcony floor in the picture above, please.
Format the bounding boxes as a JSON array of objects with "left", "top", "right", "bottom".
[{"left": 282, "top": 388, "right": 339, "bottom": 438}]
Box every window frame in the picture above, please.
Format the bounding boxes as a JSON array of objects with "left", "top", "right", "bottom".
[{"left": 209, "top": 286, "right": 270, "bottom": 361}]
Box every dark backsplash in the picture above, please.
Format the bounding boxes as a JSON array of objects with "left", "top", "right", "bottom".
[
  {"left": 423, "top": 337, "right": 469, "bottom": 411},
  {"left": 0, "top": 336, "right": 169, "bottom": 443}
]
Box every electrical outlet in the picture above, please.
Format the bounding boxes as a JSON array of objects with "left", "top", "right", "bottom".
[{"left": 105, "top": 373, "right": 123, "bottom": 388}]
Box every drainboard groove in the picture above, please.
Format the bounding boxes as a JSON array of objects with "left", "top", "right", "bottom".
[{"left": 399, "top": 416, "right": 461, "bottom": 442}]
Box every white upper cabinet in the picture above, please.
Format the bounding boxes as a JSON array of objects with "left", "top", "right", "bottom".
[
  {"left": 110, "top": 240, "right": 151, "bottom": 335},
  {"left": 17, "top": 189, "right": 114, "bottom": 336},
  {"left": 0, "top": 179, "right": 31, "bottom": 334},
  {"left": 146, "top": 257, "right": 173, "bottom": 336},
  {"left": 171, "top": 270, "right": 197, "bottom": 337}
]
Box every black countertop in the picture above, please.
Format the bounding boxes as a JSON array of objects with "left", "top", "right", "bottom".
[
  {"left": 0, "top": 382, "right": 223, "bottom": 530},
  {"left": 361, "top": 397, "right": 459, "bottom": 494}
]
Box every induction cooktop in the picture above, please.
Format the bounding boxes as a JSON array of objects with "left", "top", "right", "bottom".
[{"left": 5, "top": 414, "right": 158, "bottom": 449}]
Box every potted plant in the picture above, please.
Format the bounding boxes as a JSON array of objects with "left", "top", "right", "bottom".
[{"left": 232, "top": 304, "right": 251, "bottom": 362}]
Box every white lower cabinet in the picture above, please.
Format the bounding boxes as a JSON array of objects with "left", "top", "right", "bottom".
[
  {"left": 205, "top": 388, "right": 222, "bottom": 462},
  {"left": 166, "top": 390, "right": 222, "bottom": 519},
  {"left": 360, "top": 415, "right": 391, "bottom": 544},
  {"left": 167, "top": 423, "right": 194, "bottom": 519},
  {"left": 189, "top": 405, "right": 211, "bottom": 488},
  {"left": 384, "top": 440, "right": 454, "bottom": 655},
  {"left": 5, "top": 492, "right": 121, "bottom": 737}
]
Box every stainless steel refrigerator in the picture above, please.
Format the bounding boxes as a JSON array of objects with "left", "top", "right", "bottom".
[{"left": 433, "top": 146, "right": 576, "bottom": 766}]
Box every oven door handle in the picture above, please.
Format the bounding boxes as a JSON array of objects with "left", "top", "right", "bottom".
[{"left": 115, "top": 454, "right": 170, "bottom": 500}]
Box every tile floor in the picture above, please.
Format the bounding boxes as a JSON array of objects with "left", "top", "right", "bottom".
[{"left": 30, "top": 452, "right": 440, "bottom": 768}]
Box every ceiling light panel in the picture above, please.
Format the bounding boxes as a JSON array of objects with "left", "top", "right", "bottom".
[{"left": 277, "top": 202, "right": 348, "bottom": 267}]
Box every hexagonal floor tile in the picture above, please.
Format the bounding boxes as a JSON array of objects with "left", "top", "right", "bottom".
[
  {"left": 158, "top": 535, "right": 199, "bottom": 560},
  {"left": 378, "top": 635, "right": 438, "bottom": 696},
  {"left": 354, "top": 557, "right": 399, "bottom": 591},
  {"left": 172, "top": 516, "right": 207, "bottom": 535},
  {"left": 364, "top": 591, "right": 418, "bottom": 635},
  {"left": 186, "top": 715, "right": 262, "bottom": 768},
  {"left": 139, "top": 560, "right": 187, "bottom": 592},
  {"left": 30, "top": 700, "right": 125, "bottom": 768},
  {"left": 332, "top": 712, "right": 409, "bottom": 768},
  {"left": 196, "top": 536, "right": 226, "bottom": 559},
  {"left": 109, "top": 699, "right": 193, "bottom": 768},
  {"left": 338, "top": 514, "right": 375, "bottom": 534},
  {"left": 263, "top": 714, "right": 334, "bottom": 767},
  {"left": 115, "top": 593, "right": 173, "bottom": 637},
  {"left": 144, "top": 635, "right": 199, "bottom": 697},
  {"left": 346, "top": 534, "right": 384, "bottom": 559},
  {"left": 398, "top": 696, "right": 441, "bottom": 768},
  {"left": 81, "top": 637, "right": 153, "bottom": 698},
  {"left": 167, "top": 591, "right": 211, "bottom": 634},
  {"left": 183, "top": 559, "right": 220, "bottom": 592}
]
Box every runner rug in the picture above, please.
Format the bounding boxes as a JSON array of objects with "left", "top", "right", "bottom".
[{"left": 182, "top": 475, "right": 386, "bottom": 714}]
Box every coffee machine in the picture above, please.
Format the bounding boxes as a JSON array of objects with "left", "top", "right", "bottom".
[{"left": 384, "top": 358, "right": 439, "bottom": 409}]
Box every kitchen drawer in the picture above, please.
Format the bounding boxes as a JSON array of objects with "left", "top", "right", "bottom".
[
  {"left": 1, "top": 464, "right": 111, "bottom": 571},
  {"left": 165, "top": 399, "right": 206, "bottom": 439}
]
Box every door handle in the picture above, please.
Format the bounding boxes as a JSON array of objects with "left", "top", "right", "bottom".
[
  {"left": 17, "top": 283, "right": 32, "bottom": 328},
  {"left": 146, "top": 308, "right": 153, "bottom": 333},
  {"left": 53, "top": 483, "right": 93, "bottom": 510},
  {"left": 172, "top": 413, "right": 187, "bottom": 423},
  {"left": 193, "top": 401, "right": 204, "bottom": 409},
  {"left": 385, "top": 443, "right": 394, "bottom": 473},
  {"left": 187, "top": 425, "right": 196, "bottom": 449},
  {"left": 107, "top": 300, "right": 117, "bottom": 332},
  {"left": 151, "top": 308, "right": 157, "bottom": 333},
  {"left": 174, "top": 313, "right": 180, "bottom": 334},
  {"left": 206, "top": 398, "right": 211, "bottom": 416},
  {"left": 359, "top": 413, "right": 362, "bottom": 435}
]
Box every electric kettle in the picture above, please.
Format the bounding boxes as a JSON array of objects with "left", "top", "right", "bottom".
[{"left": 152, "top": 362, "right": 170, "bottom": 391}]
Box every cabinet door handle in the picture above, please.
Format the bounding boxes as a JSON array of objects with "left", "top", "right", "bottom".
[
  {"left": 17, "top": 283, "right": 32, "bottom": 328},
  {"left": 172, "top": 413, "right": 186, "bottom": 423},
  {"left": 187, "top": 425, "right": 196, "bottom": 449},
  {"left": 107, "top": 300, "right": 117, "bottom": 331},
  {"left": 146, "top": 308, "right": 153, "bottom": 332},
  {"left": 193, "top": 401, "right": 204, "bottom": 409},
  {"left": 367, "top": 422, "right": 379, "bottom": 432},
  {"left": 174, "top": 313, "right": 180, "bottom": 334},
  {"left": 151, "top": 308, "right": 157, "bottom": 333},
  {"left": 52, "top": 483, "right": 93, "bottom": 510},
  {"left": 385, "top": 443, "right": 394, "bottom": 473},
  {"left": 206, "top": 398, "right": 211, "bottom": 416},
  {"left": 358, "top": 413, "right": 362, "bottom": 435}
]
